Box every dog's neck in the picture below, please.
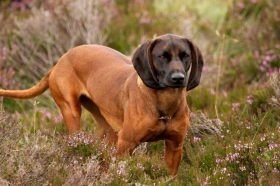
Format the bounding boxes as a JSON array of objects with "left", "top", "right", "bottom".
[
  {"left": 155, "top": 87, "right": 186, "bottom": 118},
  {"left": 137, "top": 76, "right": 186, "bottom": 119}
]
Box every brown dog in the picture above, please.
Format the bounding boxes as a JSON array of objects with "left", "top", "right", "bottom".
[{"left": 0, "top": 34, "right": 203, "bottom": 176}]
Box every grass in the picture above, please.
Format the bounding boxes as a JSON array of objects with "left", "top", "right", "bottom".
[{"left": 0, "top": 0, "right": 279, "bottom": 185}]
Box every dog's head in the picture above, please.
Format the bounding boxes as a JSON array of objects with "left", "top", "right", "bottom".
[{"left": 132, "top": 34, "right": 204, "bottom": 91}]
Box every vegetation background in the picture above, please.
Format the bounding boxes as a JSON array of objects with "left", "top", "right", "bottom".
[{"left": 0, "top": 0, "right": 279, "bottom": 185}]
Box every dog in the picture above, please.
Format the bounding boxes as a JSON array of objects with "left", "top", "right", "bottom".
[{"left": 0, "top": 34, "right": 203, "bottom": 176}]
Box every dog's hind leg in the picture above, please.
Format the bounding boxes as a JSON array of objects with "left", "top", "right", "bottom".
[
  {"left": 48, "top": 66, "right": 85, "bottom": 134},
  {"left": 80, "top": 95, "right": 118, "bottom": 144},
  {"left": 49, "top": 86, "right": 82, "bottom": 134},
  {"left": 55, "top": 96, "right": 82, "bottom": 134},
  {"left": 60, "top": 100, "right": 81, "bottom": 134}
]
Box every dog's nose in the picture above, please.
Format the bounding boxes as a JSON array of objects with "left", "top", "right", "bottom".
[{"left": 171, "top": 72, "right": 185, "bottom": 83}]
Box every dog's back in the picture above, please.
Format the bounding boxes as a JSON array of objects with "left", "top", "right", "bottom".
[
  {"left": 47, "top": 45, "right": 136, "bottom": 132},
  {"left": 50, "top": 44, "right": 136, "bottom": 104},
  {"left": 57, "top": 45, "right": 135, "bottom": 87}
]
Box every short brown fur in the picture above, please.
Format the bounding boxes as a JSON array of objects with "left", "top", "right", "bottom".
[{"left": 0, "top": 34, "right": 203, "bottom": 176}]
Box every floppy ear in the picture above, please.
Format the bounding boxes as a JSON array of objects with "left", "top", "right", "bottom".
[
  {"left": 185, "top": 39, "right": 204, "bottom": 91},
  {"left": 132, "top": 39, "right": 162, "bottom": 89}
]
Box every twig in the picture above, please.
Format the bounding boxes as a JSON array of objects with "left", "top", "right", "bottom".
[{"left": 215, "top": 32, "right": 225, "bottom": 120}]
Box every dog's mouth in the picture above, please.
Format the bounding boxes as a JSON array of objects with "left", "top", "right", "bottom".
[
  {"left": 159, "top": 82, "right": 166, "bottom": 88},
  {"left": 158, "top": 71, "right": 188, "bottom": 88},
  {"left": 159, "top": 79, "right": 187, "bottom": 88}
]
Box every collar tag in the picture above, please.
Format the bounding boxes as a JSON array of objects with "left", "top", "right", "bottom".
[{"left": 159, "top": 115, "right": 171, "bottom": 120}]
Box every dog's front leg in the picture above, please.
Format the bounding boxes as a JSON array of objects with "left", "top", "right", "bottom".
[
  {"left": 164, "top": 139, "right": 184, "bottom": 176},
  {"left": 116, "top": 130, "right": 138, "bottom": 156},
  {"left": 117, "top": 132, "right": 137, "bottom": 156}
]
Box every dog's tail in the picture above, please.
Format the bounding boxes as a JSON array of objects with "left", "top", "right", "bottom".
[{"left": 0, "top": 68, "right": 53, "bottom": 99}]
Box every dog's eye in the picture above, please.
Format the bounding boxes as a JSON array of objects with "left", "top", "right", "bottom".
[
  {"left": 182, "top": 54, "right": 190, "bottom": 60},
  {"left": 158, "top": 51, "right": 169, "bottom": 61},
  {"left": 159, "top": 55, "right": 167, "bottom": 60}
]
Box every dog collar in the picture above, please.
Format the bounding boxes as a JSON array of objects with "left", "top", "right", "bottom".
[{"left": 159, "top": 115, "right": 171, "bottom": 120}]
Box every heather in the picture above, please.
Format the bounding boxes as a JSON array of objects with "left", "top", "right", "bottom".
[{"left": 0, "top": 0, "right": 279, "bottom": 185}]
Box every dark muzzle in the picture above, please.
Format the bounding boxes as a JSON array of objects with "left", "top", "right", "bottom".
[{"left": 171, "top": 72, "right": 185, "bottom": 84}]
